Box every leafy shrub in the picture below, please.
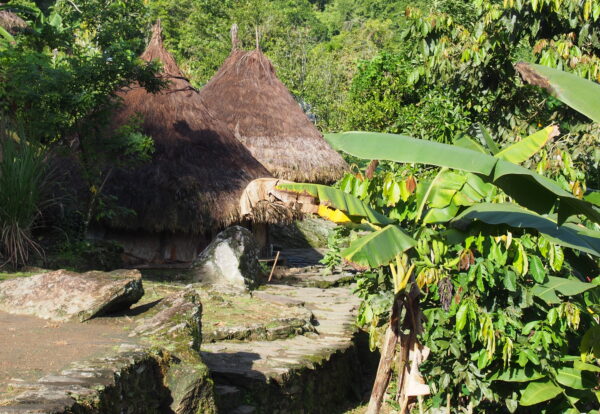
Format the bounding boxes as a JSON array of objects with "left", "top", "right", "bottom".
[{"left": 0, "top": 136, "right": 49, "bottom": 268}]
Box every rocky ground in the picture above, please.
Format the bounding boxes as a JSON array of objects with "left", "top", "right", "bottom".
[{"left": 0, "top": 245, "right": 377, "bottom": 414}]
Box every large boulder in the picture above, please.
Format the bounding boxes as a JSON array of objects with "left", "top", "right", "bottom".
[
  {"left": 190, "top": 226, "right": 261, "bottom": 291},
  {"left": 0, "top": 269, "right": 143, "bottom": 321}
]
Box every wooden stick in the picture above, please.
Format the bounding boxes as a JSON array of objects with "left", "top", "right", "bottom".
[
  {"left": 366, "top": 296, "right": 402, "bottom": 414},
  {"left": 366, "top": 324, "right": 398, "bottom": 414},
  {"left": 268, "top": 250, "right": 280, "bottom": 282}
]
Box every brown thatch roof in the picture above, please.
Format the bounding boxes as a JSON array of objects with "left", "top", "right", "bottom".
[
  {"left": 197, "top": 46, "right": 348, "bottom": 184},
  {"left": 0, "top": 6, "right": 27, "bottom": 34},
  {"left": 104, "top": 23, "right": 288, "bottom": 234}
]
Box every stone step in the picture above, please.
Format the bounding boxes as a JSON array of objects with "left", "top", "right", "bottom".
[
  {"left": 202, "top": 284, "right": 375, "bottom": 413},
  {"left": 229, "top": 405, "right": 256, "bottom": 414},
  {"left": 214, "top": 385, "right": 244, "bottom": 412}
]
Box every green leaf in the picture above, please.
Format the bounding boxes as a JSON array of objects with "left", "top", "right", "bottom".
[
  {"left": 454, "top": 136, "right": 488, "bottom": 154},
  {"left": 556, "top": 367, "right": 597, "bottom": 390},
  {"left": 453, "top": 203, "right": 600, "bottom": 256},
  {"left": 532, "top": 284, "right": 561, "bottom": 304},
  {"left": 340, "top": 225, "right": 416, "bottom": 268},
  {"left": 0, "top": 25, "right": 15, "bottom": 43},
  {"left": 491, "top": 160, "right": 600, "bottom": 226},
  {"left": 533, "top": 276, "right": 597, "bottom": 305},
  {"left": 504, "top": 269, "right": 517, "bottom": 292},
  {"left": 456, "top": 302, "right": 468, "bottom": 331},
  {"left": 495, "top": 125, "right": 559, "bottom": 164},
  {"left": 520, "top": 381, "right": 564, "bottom": 406},
  {"left": 573, "top": 361, "right": 600, "bottom": 373},
  {"left": 326, "top": 132, "right": 497, "bottom": 176},
  {"left": 543, "top": 276, "right": 598, "bottom": 296},
  {"left": 516, "top": 62, "right": 600, "bottom": 123},
  {"left": 276, "top": 182, "right": 393, "bottom": 226},
  {"left": 423, "top": 204, "right": 460, "bottom": 224},
  {"left": 325, "top": 132, "right": 600, "bottom": 225},
  {"left": 529, "top": 255, "right": 546, "bottom": 283},
  {"left": 581, "top": 325, "right": 600, "bottom": 360},
  {"left": 491, "top": 367, "right": 545, "bottom": 382},
  {"left": 476, "top": 124, "right": 500, "bottom": 155},
  {"left": 585, "top": 191, "right": 600, "bottom": 207}
]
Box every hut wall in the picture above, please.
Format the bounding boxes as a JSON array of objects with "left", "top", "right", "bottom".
[
  {"left": 100, "top": 229, "right": 210, "bottom": 265},
  {"left": 250, "top": 222, "right": 270, "bottom": 257}
]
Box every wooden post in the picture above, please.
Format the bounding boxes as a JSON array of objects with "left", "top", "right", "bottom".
[
  {"left": 366, "top": 324, "right": 398, "bottom": 414},
  {"left": 268, "top": 250, "right": 280, "bottom": 282},
  {"left": 231, "top": 23, "right": 239, "bottom": 50},
  {"left": 366, "top": 296, "right": 402, "bottom": 414}
]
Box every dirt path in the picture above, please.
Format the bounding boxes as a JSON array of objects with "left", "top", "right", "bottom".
[{"left": 0, "top": 312, "right": 131, "bottom": 397}]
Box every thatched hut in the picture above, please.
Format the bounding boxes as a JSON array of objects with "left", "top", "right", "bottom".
[
  {"left": 100, "top": 23, "right": 296, "bottom": 264},
  {"left": 0, "top": 5, "right": 27, "bottom": 35},
  {"left": 197, "top": 32, "right": 348, "bottom": 184}
]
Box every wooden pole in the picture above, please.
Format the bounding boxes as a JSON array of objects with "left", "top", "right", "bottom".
[
  {"left": 366, "top": 296, "right": 402, "bottom": 414},
  {"left": 268, "top": 250, "right": 280, "bottom": 282},
  {"left": 366, "top": 324, "right": 398, "bottom": 414},
  {"left": 230, "top": 23, "right": 239, "bottom": 50}
]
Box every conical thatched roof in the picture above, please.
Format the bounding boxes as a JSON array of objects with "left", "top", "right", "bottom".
[
  {"left": 0, "top": 6, "right": 27, "bottom": 34},
  {"left": 198, "top": 44, "right": 348, "bottom": 184},
  {"left": 105, "top": 23, "right": 283, "bottom": 234}
]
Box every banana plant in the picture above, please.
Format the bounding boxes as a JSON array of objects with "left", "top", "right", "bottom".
[{"left": 277, "top": 65, "right": 600, "bottom": 414}]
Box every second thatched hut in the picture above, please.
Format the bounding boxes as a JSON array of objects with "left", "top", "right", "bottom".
[{"left": 197, "top": 32, "right": 348, "bottom": 184}]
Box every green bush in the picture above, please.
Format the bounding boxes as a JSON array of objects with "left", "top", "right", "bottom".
[{"left": 0, "top": 136, "right": 49, "bottom": 268}]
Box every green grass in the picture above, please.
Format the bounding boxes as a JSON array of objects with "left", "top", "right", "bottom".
[
  {"left": 0, "top": 136, "right": 50, "bottom": 268},
  {"left": 0, "top": 271, "right": 36, "bottom": 281}
]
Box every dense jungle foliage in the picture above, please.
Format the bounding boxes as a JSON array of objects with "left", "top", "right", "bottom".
[{"left": 1, "top": 0, "right": 599, "bottom": 413}]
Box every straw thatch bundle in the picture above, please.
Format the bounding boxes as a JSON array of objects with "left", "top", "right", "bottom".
[
  {"left": 0, "top": 6, "right": 27, "bottom": 34},
  {"left": 105, "top": 23, "right": 292, "bottom": 234},
  {"left": 198, "top": 42, "right": 348, "bottom": 184}
]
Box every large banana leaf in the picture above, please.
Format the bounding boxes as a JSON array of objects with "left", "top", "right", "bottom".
[
  {"left": 341, "top": 225, "right": 416, "bottom": 268},
  {"left": 276, "top": 182, "right": 393, "bottom": 226},
  {"left": 495, "top": 125, "right": 559, "bottom": 164},
  {"left": 532, "top": 276, "right": 598, "bottom": 305},
  {"left": 515, "top": 62, "right": 600, "bottom": 123},
  {"left": 325, "top": 132, "right": 600, "bottom": 225},
  {"left": 457, "top": 126, "right": 555, "bottom": 164},
  {"left": 519, "top": 381, "right": 564, "bottom": 406},
  {"left": 453, "top": 203, "right": 600, "bottom": 256}
]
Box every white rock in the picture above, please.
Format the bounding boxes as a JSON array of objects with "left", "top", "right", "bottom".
[{"left": 190, "top": 226, "right": 261, "bottom": 291}]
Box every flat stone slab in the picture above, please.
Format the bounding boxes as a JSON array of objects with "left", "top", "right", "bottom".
[
  {"left": 201, "top": 285, "right": 367, "bottom": 413},
  {"left": 202, "top": 285, "right": 361, "bottom": 382},
  {"left": 0, "top": 269, "right": 144, "bottom": 322},
  {"left": 137, "top": 282, "right": 315, "bottom": 343}
]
